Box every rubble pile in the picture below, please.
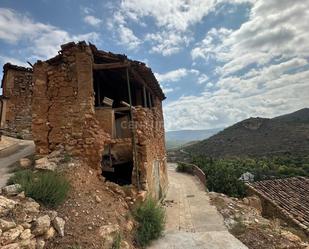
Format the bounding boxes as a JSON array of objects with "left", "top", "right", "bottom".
[
  {"left": 210, "top": 192, "right": 309, "bottom": 249},
  {"left": 0, "top": 187, "right": 65, "bottom": 249}
]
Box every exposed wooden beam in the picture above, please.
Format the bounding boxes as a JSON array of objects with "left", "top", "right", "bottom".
[{"left": 93, "top": 62, "right": 130, "bottom": 70}]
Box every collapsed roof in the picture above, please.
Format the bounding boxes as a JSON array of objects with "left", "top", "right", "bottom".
[{"left": 42, "top": 41, "right": 166, "bottom": 101}]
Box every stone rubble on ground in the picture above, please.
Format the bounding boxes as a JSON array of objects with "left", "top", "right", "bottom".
[
  {"left": 0, "top": 187, "right": 66, "bottom": 249},
  {"left": 98, "top": 224, "right": 120, "bottom": 248},
  {"left": 19, "top": 158, "right": 32, "bottom": 169},
  {"left": 209, "top": 192, "right": 309, "bottom": 248},
  {"left": 34, "top": 157, "right": 57, "bottom": 171},
  {"left": 2, "top": 185, "right": 22, "bottom": 196}
]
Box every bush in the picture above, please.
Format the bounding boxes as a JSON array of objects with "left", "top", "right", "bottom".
[
  {"left": 176, "top": 162, "right": 193, "bottom": 174},
  {"left": 192, "top": 155, "right": 309, "bottom": 197},
  {"left": 8, "top": 170, "right": 70, "bottom": 207},
  {"left": 133, "top": 198, "right": 165, "bottom": 247}
]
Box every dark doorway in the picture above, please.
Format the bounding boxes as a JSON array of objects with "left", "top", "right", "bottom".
[{"left": 102, "top": 161, "right": 133, "bottom": 186}]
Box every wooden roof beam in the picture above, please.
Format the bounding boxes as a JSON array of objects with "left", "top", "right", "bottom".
[{"left": 93, "top": 62, "right": 130, "bottom": 70}]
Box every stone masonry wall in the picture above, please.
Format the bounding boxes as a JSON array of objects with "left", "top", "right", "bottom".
[
  {"left": 32, "top": 43, "right": 108, "bottom": 169},
  {"left": 1, "top": 66, "right": 33, "bottom": 139},
  {"left": 133, "top": 101, "right": 168, "bottom": 199}
]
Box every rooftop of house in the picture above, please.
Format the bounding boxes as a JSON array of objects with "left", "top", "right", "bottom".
[
  {"left": 1, "top": 63, "right": 33, "bottom": 89},
  {"left": 40, "top": 41, "right": 166, "bottom": 101},
  {"left": 247, "top": 177, "right": 309, "bottom": 232}
]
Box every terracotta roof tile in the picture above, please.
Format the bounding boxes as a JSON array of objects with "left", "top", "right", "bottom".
[{"left": 247, "top": 177, "right": 309, "bottom": 232}]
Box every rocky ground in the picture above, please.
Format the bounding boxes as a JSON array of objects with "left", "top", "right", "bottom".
[
  {"left": 0, "top": 187, "right": 64, "bottom": 249},
  {"left": 0, "top": 150, "right": 145, "bottom": 249},
  {"left": 46, "top": 164, "right": 141, "bottom": 249},
  {"left": 209, "top": 192, "right": 309, "bottom": 249}
]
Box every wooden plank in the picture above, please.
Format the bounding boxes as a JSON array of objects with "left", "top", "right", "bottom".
[{"left": 93, "top": 62, "right": 130, "bottom": 70}]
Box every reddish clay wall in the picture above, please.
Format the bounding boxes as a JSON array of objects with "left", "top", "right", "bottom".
[
  {"left": 32, "top": 43, "right": 108, "bottom": 168},
  {"left": 133, "top": 102, "right": 168, "bottom": 199}
]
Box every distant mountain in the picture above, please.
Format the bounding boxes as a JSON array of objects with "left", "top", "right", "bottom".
[
  {"left": 185, "top": 108, "right": 309, "bottom": 158},
  {"left": 165, "top": 128, "right": 222, "bottom": 149}
]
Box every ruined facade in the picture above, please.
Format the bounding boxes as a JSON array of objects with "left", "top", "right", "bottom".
[
  {"left": 0, "top": 64, "right": 33, "bottom": 139},
  {"left": 31, "top": 42, "right": 168, "bottom": 199}
]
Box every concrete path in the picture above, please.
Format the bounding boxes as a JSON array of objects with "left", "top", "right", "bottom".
[
  {"left": 0, "top": 136, "right": 35, "bottom": 188},
  {"left": 149, "top": 163, "right": 248, "bottom": 249}
]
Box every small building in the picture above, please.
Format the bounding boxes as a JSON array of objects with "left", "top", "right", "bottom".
[
  {"left": 247, "top": 177, "right": 309, "bottom": 235},
  {"left": 0, "top": 41, "right": 168, "bottom": 199},
  {"left": 0, "top": 64, "right": 33, "bottom": 139},
  {"left": 239, "top": 171, "right": 254, "bottom": 182}
]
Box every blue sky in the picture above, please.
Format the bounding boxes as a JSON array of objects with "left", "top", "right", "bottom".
[{"left": 1, "top": 0, "right": 309, "bottom": 131}]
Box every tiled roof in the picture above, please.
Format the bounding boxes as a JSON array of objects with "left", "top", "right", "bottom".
[{"left": 247, "top": 177, "right": 309, "bottom": 233}]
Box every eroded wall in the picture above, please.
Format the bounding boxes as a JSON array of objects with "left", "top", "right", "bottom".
[
  {"left": 32, "top": 42, "right": 168, "bottom": 197},
  {"left": 1, "top": 66, "right": 33, "bottom": 139},
  {"left": 32, "top": 43, "right": 108, "bottom": 168},
  {"left": 133, "top": 102, "right": 168, "bottom": 199}
]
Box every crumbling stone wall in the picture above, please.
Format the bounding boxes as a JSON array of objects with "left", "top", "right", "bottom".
[
  {"left": 1, "top": 64, "right": 33, "bottom": 139},
  {"left": 133, "top": 102, "right": 168, "bottom": 199},
  {"left": 32, "top": 42, "right": 168, "bottom": 198},
  {"left": 32, "top": 43, "right": 108, "bottom": 168}
]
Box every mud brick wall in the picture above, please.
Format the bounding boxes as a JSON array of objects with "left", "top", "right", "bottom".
[
  {"left": 1, "top": 66, "right": 33, "bottom": 139},
  {"left": 133, "top": 102, "right": 168, "bottom": 199},
  {"left": 32, "top": 44, "right": 108, "bottom": 168}
]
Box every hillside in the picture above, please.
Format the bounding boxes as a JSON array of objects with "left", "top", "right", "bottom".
[
  {"left": 185, "top": 108, "right": 309, "bottom": 158},
  {"left": 165, "top": 128, "right": 222, "bottom": 149}
]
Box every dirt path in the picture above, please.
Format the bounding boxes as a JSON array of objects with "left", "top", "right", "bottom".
[
  {"left": 149, "top": 163, "right": 248, "bottom": 249},
  {"left": 0, "top": 137, "right": 35, "bottom": 188}
]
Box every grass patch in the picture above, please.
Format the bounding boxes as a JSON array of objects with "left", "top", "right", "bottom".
[
  {"left": 111, "top": 233, "right": 122, "bottom": 249},
  {"left": 133, "top": 198, "right": 165, "bottom": 247},
  {"left": 8, "top": 170, "right": 70, "bottom": 207}
]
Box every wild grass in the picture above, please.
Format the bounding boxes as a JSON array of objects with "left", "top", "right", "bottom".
[
  {"left": 111, "top": 233, "right": 122, "bottom": 249},
  {"left": 133, "top": 198, "right": 165, "bottom": 247},
  {"left": 8, "top": 169, "right": 70, "bottom": 207}
]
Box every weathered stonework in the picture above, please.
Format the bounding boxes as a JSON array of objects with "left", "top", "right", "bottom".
[
  {"left": 32, "top": 43, "right": 108, "bottom": 169},
  {"left": 0, "top": 64, "right": 33, "bottom": 139},
  {"left": 133, "top": 105, "right": 168, "bottom": 199},
  {"left": 30, "top": 41, "right": 168, "bottom": 198}
]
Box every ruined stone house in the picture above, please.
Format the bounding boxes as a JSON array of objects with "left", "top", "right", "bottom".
[
  {"left": 0, "top": 41, "right": 168, "bottom": 199},
  {"left": 0, "top": 63, "right": 33, "bottom": 139}
]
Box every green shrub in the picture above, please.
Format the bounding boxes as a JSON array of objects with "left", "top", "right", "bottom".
[
  {"left": 133, "top": 198, "right": 165, "bottom": 247},
  {"left": 176, "top": 162, "right": 193, "bottom": 174},
  {"left": 8, "top": 170, "right": 70, "bottom": 207},
  {"left": 192, "top": 155, "right": 309, "bottom": 197}
]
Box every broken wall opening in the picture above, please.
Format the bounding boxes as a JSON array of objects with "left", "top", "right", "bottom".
[{"left": 101, "top": 143, "right": 134, "bottom": 185}]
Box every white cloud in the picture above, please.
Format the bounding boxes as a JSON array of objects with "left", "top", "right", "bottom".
[
  {"left": 0, "top": 8, "right": 100, "bottom": 59},
  {"left": 107, "top": 11, "right": 141, "bottom": 50},
  {"left": 162, "top": 87, "right": 174, "bottom": 94},
  {"left": 164, "top": 0, "right": 309, "bottom": 130},
  {"left": 110, "top": 0, "right": 253, "bottom": 56},
  {"left": 0, "top": 55, "right": 28, "bottom": 67},
  {"left": 155, "top": 68, "right": 199, "bottom": 83},
  {"left": 83, "top": 15, "right": 102, "bottom": 27},
  {"left": 145, "top": 31, "right": 192, "bottom": 56},
  {"left": 197, "top": 74, "right": 209, "bottom": 84}
]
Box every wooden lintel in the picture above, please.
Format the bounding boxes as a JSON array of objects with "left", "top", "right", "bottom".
[{"left": 93, "top": 62, "right": 130, "bottom": 70}]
